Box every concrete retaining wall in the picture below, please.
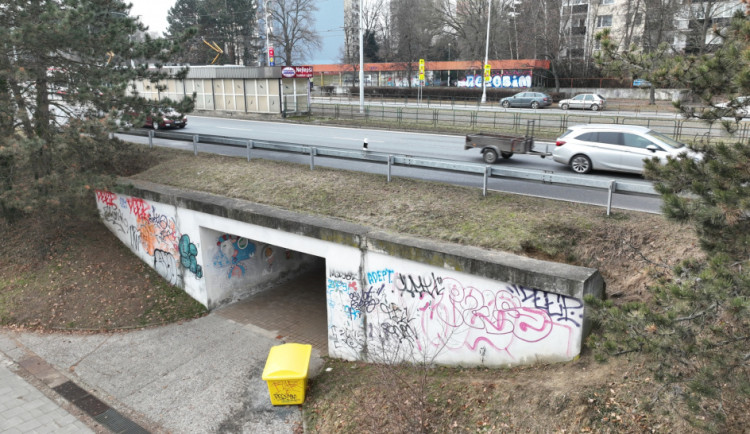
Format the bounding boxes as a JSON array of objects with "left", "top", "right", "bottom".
[{"left": 96, "top": 180, "right": 604, "bottom": 367}]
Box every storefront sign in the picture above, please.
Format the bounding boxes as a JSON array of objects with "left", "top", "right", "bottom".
[{"left": 281, "top": 65, "right": 314, "bottom": 78}]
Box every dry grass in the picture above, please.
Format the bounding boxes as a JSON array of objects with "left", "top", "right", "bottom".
[{"left": 131, "top": 149, "right": 702, "bottom": 300}]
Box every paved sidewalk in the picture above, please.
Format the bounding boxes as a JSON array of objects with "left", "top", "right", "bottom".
[
  {"left": 0, "top": 312, "right": 324, "bottom": 433},
  {"left": 0, "top": 354, "right": 92, "bottom": 434}
]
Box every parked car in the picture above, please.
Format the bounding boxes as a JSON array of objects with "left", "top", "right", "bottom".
[
  {"left": 558, "top": 93, "right": 607, "bottom": 111},
  {"left": 715, "top": 96, "right": 750, "bottom": 118},
  {"left": 499, "top": 92, "right": 552, "bottom": 109},
  {"left": 552, "top": 124, "right": 697, "bottom": 175},
  {"left": 633, "top": 78, "right": 652, "bottom": 88},
  {"left": 144, "top": 108, "right": 187, "bottom": 129}
]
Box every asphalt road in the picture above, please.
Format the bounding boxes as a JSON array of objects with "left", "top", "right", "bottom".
[{"left": 121, "top": 116, "right": 663, "bottom": 213}]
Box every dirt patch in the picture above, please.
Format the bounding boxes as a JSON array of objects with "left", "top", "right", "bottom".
[
  {"left": 0, "top": 216, "right": 206, "bottom": 330},
  {"left": 304, "top": 353, "right": 695, "bottom": 433}
]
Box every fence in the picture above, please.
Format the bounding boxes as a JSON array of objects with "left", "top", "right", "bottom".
[
  {"left": 119, "top": 129, "right": 659, "bottom": 216},
  {"left": 307, "top": 101, "right": 750, "bottom": 144}
]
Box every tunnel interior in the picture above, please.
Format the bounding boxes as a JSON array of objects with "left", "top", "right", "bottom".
[{"left": 201, "top": 228, "right": 329, "bottom": 353}]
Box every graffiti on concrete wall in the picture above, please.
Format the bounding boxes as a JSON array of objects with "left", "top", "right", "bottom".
[
  {"left": 179, "top": 234, "right": 203, "bottom": 278},
  {"left": 327, "top": 269, "right": 365, "bottom": 357},
  {"left": 418, "top": 279, "right": 581, "bottom": 356},
  {"left": 326, "top": 266, "right": 584, "bottom": 364},
  {"left": 213, "top": 234, "right": 256, "bottom": 279},
  {"left": 154, "top": 249, "right": 179, "bottom": 285},
  {"left": 95, "top": 190, "right": 205, "bottom": 284}
]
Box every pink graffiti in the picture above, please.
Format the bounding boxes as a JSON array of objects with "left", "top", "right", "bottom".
[
  {"left": 421, "top": 278, "right": 573, "bottom": 357},
  {"left": 348, "top": 281, "right": 358, "bottom": 291},
  {"left": 95, "top": 190, "right": 117, "bottom": 207},
  {"left": 126, "top": 197, "right": 151, "bottom": 220}
]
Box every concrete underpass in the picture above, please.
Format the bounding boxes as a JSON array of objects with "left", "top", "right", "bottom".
[{"left": 215, "top": 261, "right": 329, "bottom": 354}]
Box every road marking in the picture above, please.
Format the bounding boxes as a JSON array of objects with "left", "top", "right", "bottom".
[
  {"left": 332, "top": 136, "right": 383, "bottom": 142},
  {"left": 217, "top": 127, "right": 253, "bottom": 131}
]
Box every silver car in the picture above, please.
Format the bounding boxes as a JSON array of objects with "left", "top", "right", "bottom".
[
  {"left": 552, "top": 124, "right": 694, "bottom": 174},
  {"left": 558, "top": 93, "right": 606, "bottom": 111}
]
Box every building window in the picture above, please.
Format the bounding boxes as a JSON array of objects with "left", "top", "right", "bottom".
[
  {"left": 596, "top": 15, "right": 612, "bottom": 27},
  {"left": 602, "top": 0, "right": 614, "bottom": 4}
]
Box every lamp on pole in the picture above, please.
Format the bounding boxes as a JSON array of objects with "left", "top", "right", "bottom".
[
  {"left": 481, "top": 0, "right": 491, "bottom": 104},
  {"left": 358, "top": 0, "right": 364, "bottom": 113},
  {"left": 265, "top": 0, "right": 273, "bottom": 66}
]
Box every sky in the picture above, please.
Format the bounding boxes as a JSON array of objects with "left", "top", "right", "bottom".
[{"left": 128, "top": 0, "right": 344, "bottom": 65}]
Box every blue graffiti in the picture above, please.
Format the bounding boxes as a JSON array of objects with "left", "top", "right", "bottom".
[
  {"left": 327, "top": 278, "right": 350, "bottom": 294},
  {"left": 213, "top": 234, "right": 256, "bottom": 279},
  {"left": 179, "top": 234, "right": 203, "bottom": 278},
  {"left": 344, "top": 305, "right": 360, "bottom": 320},
  {"left": 367, "top": 268, "right": 394, "bottom": 285}
]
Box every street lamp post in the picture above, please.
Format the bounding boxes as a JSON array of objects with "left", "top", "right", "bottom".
[
  {"left": 358, "top": 0, "right": 364, "bottom": 113},
  {"left": 481, "top": 0, "right": 491, "bottom": 104},
  {"left": 265, "top": 0, "right": 273, "bottom": 66}
]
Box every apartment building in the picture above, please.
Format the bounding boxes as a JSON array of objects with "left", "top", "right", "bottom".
[{"left": 560, "top": 0, "right": 744, "bottom": 68}]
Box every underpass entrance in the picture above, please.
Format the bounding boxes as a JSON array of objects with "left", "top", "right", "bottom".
[{"left": 200, "top": 227, "right": 328, "bottom": 353}]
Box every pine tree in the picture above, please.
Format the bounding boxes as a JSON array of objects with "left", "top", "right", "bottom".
[
  {"left": 0, "top": 0, "right": 194, "bottom": 222},
  {"left": 588, "top": 9, "right": 750, "bottom": 430}
]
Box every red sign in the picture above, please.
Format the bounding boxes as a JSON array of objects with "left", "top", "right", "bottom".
[
  {"left": 280, "top": 65, "right": 314, "bottom": 78},
  {"left": 269, "top": 47, "right": 274, "bottom": 57}
]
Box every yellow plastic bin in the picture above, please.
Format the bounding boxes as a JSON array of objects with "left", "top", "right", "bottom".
[{"left": 261, "top": 343, "right": 312, "bottom": 406}]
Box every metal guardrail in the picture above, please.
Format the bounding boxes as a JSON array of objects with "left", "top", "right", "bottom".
[
  {"left": 120, "top": 129, "right": 658, "bottom": 215},
  {"left": 308, "top": 100, "right": 750, "bottom": 145}
]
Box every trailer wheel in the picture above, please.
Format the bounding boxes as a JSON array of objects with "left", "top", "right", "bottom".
[
  {"left": 501, "top": 152, "right": 513, "bottom": 159},
  {"left": 483, "top": 149, "right": 498, "bottom": 164}
]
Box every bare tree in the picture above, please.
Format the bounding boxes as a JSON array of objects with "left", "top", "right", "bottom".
[
  {"left": 390, "top": 0, "right": 441, "bottom": 85},
  {"left": 436, "top": 0, "right": 495, "bottom": 61},
  {"left": 267, "top": 0, "right": 321, "bottom": 65}
]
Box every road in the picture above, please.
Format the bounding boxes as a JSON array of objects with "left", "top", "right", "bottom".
[
  {"left": 122, "top": 116, "right": 663, "bottom": 213},
  {"left": 311, "top": 96, "right": 686, "bottom": 120}
]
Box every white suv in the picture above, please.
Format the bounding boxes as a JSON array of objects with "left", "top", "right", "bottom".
[{"left": 552, "top": 124, "right": 694, "bottom": 174}]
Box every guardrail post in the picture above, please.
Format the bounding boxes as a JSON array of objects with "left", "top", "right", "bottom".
[
  {"left": 483, "top": 166, "right": 491, "bottom": 197},
  {"left": 193, "top": 135, "right": 198, "bottom": 156},
  {"left": 246, "top": 140, "right": 253, "bottom": 161},
  {"left": 387, "top": 155, "right": 393, "bottom": 182},
  {"left": 309, "top": 147, "right": 316, "bottom": 170},
  {"left": 607, "top": 180, "right": 617, "bottom": 216},
  {"left": 148, "top": 130, "right": 154, "bottom": 148}
]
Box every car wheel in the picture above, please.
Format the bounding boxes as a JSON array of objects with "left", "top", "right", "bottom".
[
  {"left": 501, "top": 100, "right": 510, "bottom": 108},
  {"left": 570, "top": 154, "right": 592, "bottom": 174},
  {"left": 483, "top": 149, "right": 498, "bottom": 164},
  {"left": 561, "top": 103, "right": 569, "bottom": 110},
  {"left": 531, "top": 101, "right": 539, "bottom": 109},
  {"left": 501, "top": 152, "right": 513, "bottom": 159},
  {"left": 590, "top": 104, "right": 600, "bottom": 111},
  {"left": 179, "top": 125, "right": 186, "bottom": 128}
]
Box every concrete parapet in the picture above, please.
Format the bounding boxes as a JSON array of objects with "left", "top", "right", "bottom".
[{"left": 120, "top": 178, "right": 603, "bottom": 303}]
